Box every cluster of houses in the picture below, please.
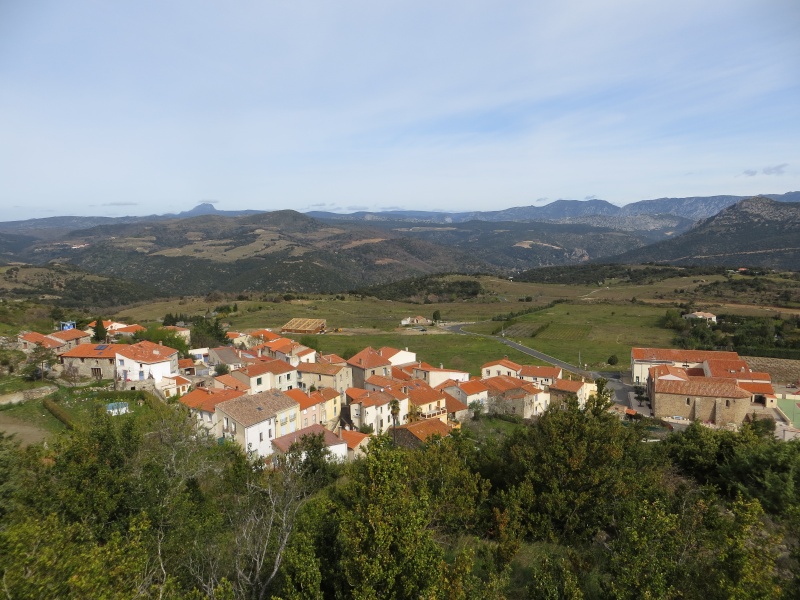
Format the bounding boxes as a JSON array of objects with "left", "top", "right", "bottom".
[
  {"left": 27, "top": 317, "right": 785, "bottom": 458},
  {"left": 632, "top": 347, "right": 778, "bottom": 427},
  {"left": 180, "top": 338, "right": 597, "bottom": 461},
  {"left": 17, "top": 318, "right": 598, "bottom": 461}
]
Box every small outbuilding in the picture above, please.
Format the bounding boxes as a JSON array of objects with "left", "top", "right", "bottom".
[{"left": 281, "top": 318, "right": 327, "bottom": 334}]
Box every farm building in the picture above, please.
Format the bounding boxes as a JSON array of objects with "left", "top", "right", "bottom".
[{"left": 281, "top": 318, "right": 326, "bottom": 334}]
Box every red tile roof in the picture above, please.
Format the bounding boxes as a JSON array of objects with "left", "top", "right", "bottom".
[
  {"left": 61, "top": 343, "right": 120, "bottom": 358},
  {"left": 271, "top": 424, "right": 343, "bottom": 453},
  {"left": 481, "top": 358, "right": 522, "bottom": 372},
  {"left": 116, "top": 324, "right": 145, "bottom": 334},
  {"left": 737, "top": 382, "right": 776, "bottom": 396},
  {"left": 519, "top": 365, "right": 561, "bottom": 379},
  {"left": 285, "top": 388, "right": 330, "bottom": 411},
  {"left": 444, "top": 393, "right": 468, "bottom": 414},
  {"left": 654, "top": 378, "right": 750, "bottom": 399},
  {"left": 632, "top": 348, "right": 740, "bottom": 363},
  {"left": 239, "top": 359, "right": 295, "bottom": 377},
  {"left": 297, "top": 362, "right": 343, "bottom": 376},
  {"left": 48, "top": 329, "right": 91, "bottom": 342},
  {"left": 180, "top": 387, "right": 245, "bottom": 413},
  {"left": 459, "top": 380, "right": 490, "bottom": 395},
  {"left": 214, "top": 374, "right": 249, "bottom": 391},
  {"left": 341, "top": 429, "right": 370, "bottom": 450},
  {"left": 117, "top": 340, "right": 178, "bottom": 363},
  {"left": 394, "top": 419, "right": 451, "bottom": 442},
  {"left": 347, "top": 347, "right": 392, "bottom": 369},
  {"left": 178, "top": 358, "right": 195, "bottom": 369},
  {"left": 550, "top": 379, "right": 585, "bottom": 393},
  {"left": 20, "top": 332, "right": 64, "bottom": 349},
  {"left": 250, "top": 329, "right": 283, "bottom": 341}
]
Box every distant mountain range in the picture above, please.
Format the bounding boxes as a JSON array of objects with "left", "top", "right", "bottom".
[
  {"left": 0, "top": 194, "right": 797, "bottom": 303},
  {"left": 611, "top": 196, "right": 800, "bottom": 271}
]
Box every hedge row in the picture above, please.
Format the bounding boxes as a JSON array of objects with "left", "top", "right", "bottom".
[{"left": 43, "top": 397, "right": 75, "bottom": 430}]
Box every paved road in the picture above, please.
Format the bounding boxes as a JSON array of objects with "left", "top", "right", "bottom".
[{"left": 445, "top": 323, "right": 596, "bottom": 379}]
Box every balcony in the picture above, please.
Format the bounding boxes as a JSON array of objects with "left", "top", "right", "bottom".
[{"left": 419, "top": 407, "right": 447, "bottom": 419}]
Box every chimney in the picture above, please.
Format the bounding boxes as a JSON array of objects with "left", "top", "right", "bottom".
[
  {"left": 440, "top": 363, "right": 443, "bottom": 369},
  {"left": 159, "top": 341, "right": 163, "bottom": 345}
]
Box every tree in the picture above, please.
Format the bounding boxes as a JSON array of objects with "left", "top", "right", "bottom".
[
  {"left": 22, "top": 345, "right": 57, "bottom": 380},
  {"left": 432, "top": 310, "right": 441, "bottom": 322},
  {"left": 214, "top": 363, "right": 230, "bottom": 376},
  {"left": 334, "top": 438, "right": 444, "bottom": 598},
  {"left": 93, "top": 317, "right": 108, "bottom": 343},
  {"left": 607, "top": 354, "right": 618, "bottom": 365},
  {"left": 389, "top": 398, "right": 400, "bottom": 445}
]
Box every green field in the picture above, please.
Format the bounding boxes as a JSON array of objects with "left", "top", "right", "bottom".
[
  {"left": 465, "top": 302, "right": 674, "bottom": 370},
  {"left": 0, "top": 397, "right": 66, "bottom": 434},
  {"left": 294, "top": 332, "right": 548, "bottom": 377}
]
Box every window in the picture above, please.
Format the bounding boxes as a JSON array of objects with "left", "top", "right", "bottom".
[
  {"left": 725, "top": 400, "right": 730, "bottom": 408},
  {"left": 268, "top": 429, "right": 272, "bottom": 438},
  {"left": 257, "top": 377, "right": 262, "bottom": 386},
  {"left": 686, "top": 398, "right": 691, "bottom": 405},
  {"left": 259, "top": 432, "right": 263, "bottom": 442},
  {"left": 304, "top": 418, "right": 308, "bottom": 427}
]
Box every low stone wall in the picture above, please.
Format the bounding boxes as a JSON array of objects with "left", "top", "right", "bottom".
[{"left": 0, "top": 385, "right": 58, "bottom": 406}]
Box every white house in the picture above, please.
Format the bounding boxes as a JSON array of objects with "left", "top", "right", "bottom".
[
  {"left": 216, "top": 390, "right": 300, "bottom": 459},
  {"left": 115, "top": 340, "right": 179, "bottom": 384},
  {"left": 230, "top": 359, "right": 297, "bottom": 393}
]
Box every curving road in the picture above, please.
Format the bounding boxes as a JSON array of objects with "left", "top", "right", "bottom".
[{"left": 444, "top": 323, "right": 596, "bottom": 379}]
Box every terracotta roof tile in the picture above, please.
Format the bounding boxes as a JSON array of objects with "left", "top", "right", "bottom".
[
  {"left": 654, "top": 378, "right": 750, "bottom": 399},
  {"left": 271, "top": 424, "right": 342, "bottom": 453},
  {"left": 394, "top": 419, "right": 451, "bottom": 441},
  {"left": 180, "top": 387, "right": 245, "bottom": 412},
  {"left": 341, "top": 429, "right": 370, "bottom": 450},
  {"left": 117, "top": 340, "right": 178, "bottom": 363},
  {"left": 632, "top": 347, "right": 740, "bottom": 363}
]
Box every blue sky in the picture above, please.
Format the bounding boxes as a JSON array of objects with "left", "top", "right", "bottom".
[{"left": 1, "top": 0, "right": 798, "bottom": 220}]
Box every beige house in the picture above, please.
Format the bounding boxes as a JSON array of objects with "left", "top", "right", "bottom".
[
  {"left": 482, "top": 357, "right": 523, "bottom": 378},
  {"left": 518, "top": 365, "right": 562, "bottom": 388},
  {"left": 347, "top": 347, "right": 392, "bottom": 389},
  {"left": 297, "top": 362, "right": 353, "bottom": 395},
  {"left": 483, "top": 375, "right": 548, "bottom": 418},
  {"left": 436, "top": 379, "right": 490, "bottom": 411},
  {"left": 411, "top": 362, "right": 470, "bottom": 388},
  {"left": 549, "top": 379, "right": 596, "bottom": 409},
  {"left": 341, "top": 429, "right": 371, "bottom": 460},
  {"left": 60, "top": 343, "right": 120, "bottom": 380},
  {"left": 230, "top": 359, "right": 297, "bottom": 393},
  {"left": 285, "top": 387, "right": 342, "bottom": 430}
]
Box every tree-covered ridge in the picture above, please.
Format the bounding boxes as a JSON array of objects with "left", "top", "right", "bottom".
[
  {"left": 516, "top": 263, "right": 728, "bottom": 285},
  {"left": 0, "top": 381, "right": 797, "bottom": 598},
  {"left": 664, "top": 309, "right": 800, "bottom": 359},
  {"left": 353, "top": 273, "right": 486, "bottom": 302}
]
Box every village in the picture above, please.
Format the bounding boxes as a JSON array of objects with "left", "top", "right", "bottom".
[{"left": 14, "top": 311, "right": 800, "bottom": 462}]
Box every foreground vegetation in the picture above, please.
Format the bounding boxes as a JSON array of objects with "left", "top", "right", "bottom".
[{"left": 1, "top": 385, "right": 798, "bottom": 599}]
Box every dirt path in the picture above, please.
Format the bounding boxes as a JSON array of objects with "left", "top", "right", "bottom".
[{"left": 0, "top": 413, "right": 50, "bottom": 446}]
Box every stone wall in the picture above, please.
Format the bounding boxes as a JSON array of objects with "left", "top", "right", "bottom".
[
  {"left": 653, "top": 392, "right": 750, "bottom": 425},
  {"left": 0, "top": 385, "right": 58, "bottom": 406}
]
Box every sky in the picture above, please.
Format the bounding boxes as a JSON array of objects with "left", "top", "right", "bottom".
[{"left": 1, "top": 0, "right": 799, "bottom": 221}]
